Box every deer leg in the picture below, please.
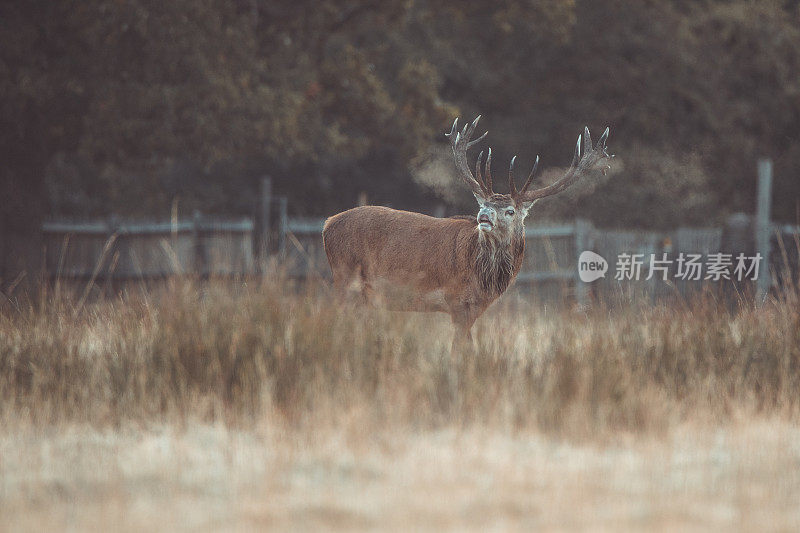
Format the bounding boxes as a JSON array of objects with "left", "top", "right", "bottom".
[
  {"left": 356, "top": 264, "right": 381, "bottom": 306},
  {"left": 331, "top": 270, "right": 349, "bottom": 293},
  {"left": 449, "top": 305, "right": 478, "bottom": 356},
  {"left": 329, "top": 262, "right": 366, "bottom": 307}
]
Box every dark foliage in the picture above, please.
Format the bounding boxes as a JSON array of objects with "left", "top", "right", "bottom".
[{"left": 2, "top": 0, "right": 799, "bottom": 230}]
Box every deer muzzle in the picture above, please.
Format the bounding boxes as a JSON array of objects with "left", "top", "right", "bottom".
[{"left": 477, "top": 207, "right": 495, "bottom": 231}]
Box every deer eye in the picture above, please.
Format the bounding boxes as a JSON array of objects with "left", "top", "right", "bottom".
[{"left": 505, "top": 209, "right": 515, "bottom": 217}]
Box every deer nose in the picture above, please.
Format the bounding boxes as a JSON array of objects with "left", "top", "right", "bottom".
[{"left": 477, "top": 208, "right": 494, "bottom": 228}]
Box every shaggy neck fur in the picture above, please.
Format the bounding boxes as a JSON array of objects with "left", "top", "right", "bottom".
[{"left": 475, "top": 228, "right": 525, "bottom": 296}]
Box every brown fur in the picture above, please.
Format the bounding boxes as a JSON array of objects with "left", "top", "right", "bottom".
[
  {"left": 476, "top": 229, "right": 525, "bottom": 296},
  {"left": 322, "top": 205, "right": 525, "bottom": 339}
]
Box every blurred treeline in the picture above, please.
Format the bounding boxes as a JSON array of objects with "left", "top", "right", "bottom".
[{"left": 2, "top": 0, "right": 800, "bottom": 232}]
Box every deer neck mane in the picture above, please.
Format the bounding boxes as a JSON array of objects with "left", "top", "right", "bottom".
[{"left": 475, "top": 228, "right": 525, "bottom": 296}]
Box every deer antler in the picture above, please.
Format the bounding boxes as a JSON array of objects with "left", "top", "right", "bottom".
[
  {"left": 446, "top": 116, "right": 490, "bottom": 199},
  {"left": 511, "top": 126, "right": 612, "bottom": 204}
]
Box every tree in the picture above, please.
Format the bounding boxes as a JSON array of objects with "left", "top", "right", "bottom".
[{"left": 2, "top": 0, "right": 799, "bottom": 234}]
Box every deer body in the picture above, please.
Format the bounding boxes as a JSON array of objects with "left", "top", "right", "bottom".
[
  {"left": 323, "top": 116, "right": 612, "bottom": 342},
  {"left": 323, "top": 205, "right": 525, "bottom": 336}
]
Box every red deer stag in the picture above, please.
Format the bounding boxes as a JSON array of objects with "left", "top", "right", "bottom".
[{"left": 322, "top": 116, "right": 612, "bottom": 343}]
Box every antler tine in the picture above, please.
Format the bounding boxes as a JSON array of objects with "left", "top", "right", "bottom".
[
  {"left": 597, "top": 127, "right": 609, "bottom": 151},
  {"left": 464, "top": 113, "right": 488, "bottom": 149},
  {"left": 475, "top": 150, "right": 487, "bottom": 193},
  {"left": 597, "top": 127, "right": 612, "bottom": 174},
  {"left": 485, "top": 147, "right": 493, "bottom": 194},
  {"left": 508, "top": 156, "right": 518, "bottom": 196},
  {"left": 571, "top": 134, "right": 582, "bottom": 168},
  {"left": 447, "top": 117, "right": 459, "bottom": 138},
  {"left": 467, "top": 130, "right": 488, "bottom": 149},
  {"left": 445, "top": 115, "right": 490, "bottom": 200},
  {"left": 462, "top": 115, "right": 477, "bottom": 136},
  {"left": 583, "top": 127, "right": 592, "bottom": 157},
  {"left": 518, "top": 155, "right": 540, "bottom": 195}
]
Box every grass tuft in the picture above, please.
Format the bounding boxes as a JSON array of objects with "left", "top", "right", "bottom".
[{"left": 2, "top": 277, "right": 799, "bottom": 439}]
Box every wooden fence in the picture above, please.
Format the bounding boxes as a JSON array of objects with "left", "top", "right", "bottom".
[
  {"left": 34, "top": 210, "right": 799, "bottom": 306},
  {"left": 42, "top": 214, "right": 254, "bottom": 280}
]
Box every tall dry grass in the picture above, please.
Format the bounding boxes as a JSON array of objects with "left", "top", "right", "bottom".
[
  {"left": 4, "top": 275, "right": 800, "bottom": 530},
  {"left": 2, "top": 276, "right": 799, "bottom": 438}
]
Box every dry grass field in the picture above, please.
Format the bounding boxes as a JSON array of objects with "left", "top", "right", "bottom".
[{"left": 2, "top": 276, "right": 800, "bottom": 531}]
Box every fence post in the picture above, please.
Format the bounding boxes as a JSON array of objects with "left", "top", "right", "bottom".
[
  {"left": 574, "top": 218, "right": 590, "bottom": 307},
  {"left": 106, "top": 215, "right": 120, "bottom": 284},
  {"left": 756, "top": 159, "right": 772, "bottom": 300},
  {"left": 278, "top": 197, "right": 288, "bottom": 259},
  {"left": 259, "top": 176, "right": 272, "bottom": 266},
  {"left": 193, "top": 209, "right": 207, "bottom": 278}
]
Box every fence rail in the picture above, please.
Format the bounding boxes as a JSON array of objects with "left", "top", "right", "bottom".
[
  {"left": 42, "top": 219, "right": 254, "bottom": 235},
  {"left": 41, "top": 212, "right": 255, "bottom": 280},
  {"left": 20, "top": 207, "right": 800, "bottom": 305}
]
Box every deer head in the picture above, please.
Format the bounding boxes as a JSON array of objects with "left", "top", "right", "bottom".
[{"left": 446, "top": 116, "right": 612, "bottom": 243}]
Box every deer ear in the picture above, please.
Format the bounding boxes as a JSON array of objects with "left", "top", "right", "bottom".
[{"left": 473, "top": 192, "right": 486, "bottom": 206}]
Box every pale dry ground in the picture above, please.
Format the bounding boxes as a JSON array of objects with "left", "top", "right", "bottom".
[{"left": 2, "top": 419, "right": 800, "bottom": 532}]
